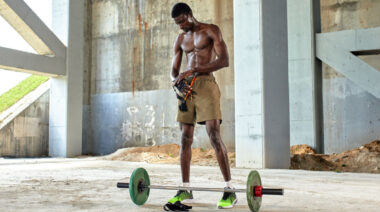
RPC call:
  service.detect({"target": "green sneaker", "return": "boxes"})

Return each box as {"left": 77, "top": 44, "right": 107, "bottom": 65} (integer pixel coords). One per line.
{"left": 217, "top": 189, "right": 237, "bottom": 209}
{"left": 168, "top": 190, "right": 193, "bottom": 204}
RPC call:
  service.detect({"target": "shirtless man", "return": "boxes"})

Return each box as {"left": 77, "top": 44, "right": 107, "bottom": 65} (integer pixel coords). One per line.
{"left": 168, "top": 2, "right": 236, "bottom": 209}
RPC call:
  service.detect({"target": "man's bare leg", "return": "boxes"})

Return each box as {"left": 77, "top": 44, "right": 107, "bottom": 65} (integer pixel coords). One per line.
{"left": 205, "top": 120, "right": 237, "bottom": 208}
{"left": 180, "top": 122, "right": 195, "bottom": 183}
{"left": 166, "top": 123, "right": 194, "bottom": 206}
{"left": 205, "top": 120, "right": 231, "bottom": 182}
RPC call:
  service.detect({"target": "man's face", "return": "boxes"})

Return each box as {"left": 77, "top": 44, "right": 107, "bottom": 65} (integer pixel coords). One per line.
{"left": 174, "top": 14, "right": 193, "bottom": 32}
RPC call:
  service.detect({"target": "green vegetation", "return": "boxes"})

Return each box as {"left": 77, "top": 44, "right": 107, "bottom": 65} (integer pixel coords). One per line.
{"left": 0, "top": 75, "right": 49, "bottom": 113}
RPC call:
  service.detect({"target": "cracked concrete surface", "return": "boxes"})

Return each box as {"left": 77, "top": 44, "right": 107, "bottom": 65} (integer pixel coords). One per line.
{"left": 0, "top": 157, "right": 379, "bottom": 211}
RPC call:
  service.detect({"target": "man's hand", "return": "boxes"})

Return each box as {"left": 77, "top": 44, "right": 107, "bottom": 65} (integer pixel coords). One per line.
{"left": 172, "top": 69, "right": 194, "bottom": 86}
{"left": 173, "top": 80, "right": 190, "bottom": 99}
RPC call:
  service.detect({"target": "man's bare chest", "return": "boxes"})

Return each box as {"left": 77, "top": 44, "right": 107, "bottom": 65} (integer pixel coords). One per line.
{"left": 181, "top": 31, "right": 212, "bottom": 53}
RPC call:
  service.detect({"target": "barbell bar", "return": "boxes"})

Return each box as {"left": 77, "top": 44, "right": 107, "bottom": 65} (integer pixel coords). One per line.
{"left": 117, "top": 182, "right": 283, "bottom": 195}
{"left": 116, "top": 167, "right": 284, "bottom": 212}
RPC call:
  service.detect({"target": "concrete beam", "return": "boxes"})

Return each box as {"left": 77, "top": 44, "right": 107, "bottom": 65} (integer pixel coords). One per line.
{"left": 316, "top": 28, "right": 380, "bottom": 98}
{"left": 0, "top": 46, "right": 65, "bottom": 76}
{"left": 317, "top": 27, "right": 380, "bottom": 52}
{"left": 234, "top": 0, "right": 289, "bottom": 168}
{"left": 0, "top": 0, "right": 66, "bottom": 57}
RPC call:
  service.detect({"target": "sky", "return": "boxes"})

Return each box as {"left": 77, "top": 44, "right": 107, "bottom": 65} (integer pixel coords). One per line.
{"left": 0, "top": 0, "right": 52, "bottom": 95}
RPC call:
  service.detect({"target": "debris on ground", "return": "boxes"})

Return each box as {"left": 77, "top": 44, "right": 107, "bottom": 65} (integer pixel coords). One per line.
{"left": 290, "top": 140, "right": 380, "bottom": 173}
{"left": 104, "top": 140, "right": 380, "bottom": 173}
{"left": 290, "top": 144, "right": 316, "bottom": 155}
{"left": 103, "top": 144, "right": 236, "bottom": 167}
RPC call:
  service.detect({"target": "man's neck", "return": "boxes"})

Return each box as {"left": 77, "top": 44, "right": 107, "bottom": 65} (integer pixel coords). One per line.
{"left": 189, "top": 18, "right": 200, "bottom": 32}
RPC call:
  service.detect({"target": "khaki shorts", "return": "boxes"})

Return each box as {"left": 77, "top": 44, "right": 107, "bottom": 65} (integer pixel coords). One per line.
{"left": 176, "top": 75, "right": 222, "bottom": 125}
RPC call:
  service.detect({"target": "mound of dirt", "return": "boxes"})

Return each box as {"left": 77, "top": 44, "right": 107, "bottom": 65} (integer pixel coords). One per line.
{"left": 290, "top": 144, "right": 317, "bottom": 155}
{"left": 103, "top": 143, "right": 236, "bottom": 167}
{"left": 291, "top": 154, "right": 334, "bottom": 171}
{"left": 104, "top": 140, "right": 380, "bottom": 173}
{"left": 290, "top": 140, "right": 380, "bottom": 173}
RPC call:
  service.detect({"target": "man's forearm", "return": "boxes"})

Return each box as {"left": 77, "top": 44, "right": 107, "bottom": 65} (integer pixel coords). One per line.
{"left": 171, "top": 69, "right": 179, "bottom": 81}
{"left": 193, "top": 58, "right": 228, "bottom": 74}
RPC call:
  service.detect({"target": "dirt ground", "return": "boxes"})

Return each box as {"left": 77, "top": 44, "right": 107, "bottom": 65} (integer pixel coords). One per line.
{"left": 1, "top": 158, "right": 380, "bottom": 212}
{"left": 103, "top": 144, "right": 236, "bottom": 167}
{"left": 290, "top": 140, "right": 380, "bottom": 173}
{"left": 103, "top": 140, "right": 380, "bottom": 174}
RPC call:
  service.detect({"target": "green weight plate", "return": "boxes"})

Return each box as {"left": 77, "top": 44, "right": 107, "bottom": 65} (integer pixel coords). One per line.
{"left": 246, "top": 170, "right": 262, "bottom": 212}
{"left": 129, "top": 168, "right": 150, "bottom": 205}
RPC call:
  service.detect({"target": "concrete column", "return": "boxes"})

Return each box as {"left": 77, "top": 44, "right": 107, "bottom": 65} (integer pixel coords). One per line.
{"left": 234, "top": 0, "right": 289, "bottom": 168}
{"left": 287, "top": 0, "right": 323, "bottom": 152}
{"left": 50, "top": 0, "right": 84, "bottom": 157}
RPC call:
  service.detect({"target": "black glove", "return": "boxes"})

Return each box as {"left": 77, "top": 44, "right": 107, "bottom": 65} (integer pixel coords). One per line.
{"left": 173, "top": 80, "right": 189, "bottom": 99}
{"left": 173, "top": 80, "right": 189, "bottom": 112}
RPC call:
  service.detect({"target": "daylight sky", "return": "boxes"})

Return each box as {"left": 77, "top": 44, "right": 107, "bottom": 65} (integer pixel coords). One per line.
{"left": 0, "top": 0, "right": 52, "bottom": 95}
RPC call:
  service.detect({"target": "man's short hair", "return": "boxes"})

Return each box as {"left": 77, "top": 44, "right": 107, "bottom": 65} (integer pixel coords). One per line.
{"left": 171, "top": 2, "right": 192, "bottom": 18}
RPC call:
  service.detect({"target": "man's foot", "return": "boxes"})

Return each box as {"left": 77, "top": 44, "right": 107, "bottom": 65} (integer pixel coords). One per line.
{"left": 164, "top": 201, "right": 192, "bottom": 211}
{"left": 217, "top": 189, "right": 237, "bottom": 209}
{"left": 168, "top": 190, "right": 193, "bottom": 204}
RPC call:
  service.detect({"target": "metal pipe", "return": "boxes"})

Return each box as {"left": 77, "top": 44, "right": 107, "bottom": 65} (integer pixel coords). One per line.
{"left": 262, "top": 188, "right": 284, "bottom": 195}
{"left": 149, "top": 185, "right": 246, "bottom": 193}
{"left": 117, "top": 182, "right": 283, "bottom": 195}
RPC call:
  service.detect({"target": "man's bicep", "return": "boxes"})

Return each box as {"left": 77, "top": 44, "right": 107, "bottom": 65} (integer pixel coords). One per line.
{"left": 171, "top": 38, "right": 183, "bottom": 78}
{"left": 210, "top": 26, "right": 228, "bottom": 58}
{"left": 213, "top": 39, "right": 228, "bottom": 58}
{"left": 172, "top": 45, "right": 183, "bottom": 70}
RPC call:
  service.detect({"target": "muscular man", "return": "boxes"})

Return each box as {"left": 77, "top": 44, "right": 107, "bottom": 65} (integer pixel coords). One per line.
{"left": 168, "top": 2, "right": 236, "bottom": 209}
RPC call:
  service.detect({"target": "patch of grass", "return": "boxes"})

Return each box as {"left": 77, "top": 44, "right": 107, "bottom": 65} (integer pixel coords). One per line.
{"left": 0, "top": 75, "right": 49, "bottom": 113}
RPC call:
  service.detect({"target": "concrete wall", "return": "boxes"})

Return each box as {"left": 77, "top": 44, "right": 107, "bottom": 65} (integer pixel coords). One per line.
{"left": 2, "top": 0, "right": 379, "bottom": 157}
{"left": 321, "top": 0, "right": 380, "bottom": 153}
{"left": 84, "top": 0, "right": 234, "bottom": 155}
{"left": 86, "top": 0, "right": 380, "bottom": 156}
{"left": 0, "top": 91, "right": 49, "bottom": 157}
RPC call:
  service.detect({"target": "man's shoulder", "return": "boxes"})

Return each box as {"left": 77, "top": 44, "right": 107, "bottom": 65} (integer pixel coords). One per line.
{"left": 199, "top": 22, "right": 219, "bottom": 29}
{"left": 175, "top": 32, "right": 186, "bottom": 42}
{"left": 200, "top": 23, "right": 221, "bottom": 33}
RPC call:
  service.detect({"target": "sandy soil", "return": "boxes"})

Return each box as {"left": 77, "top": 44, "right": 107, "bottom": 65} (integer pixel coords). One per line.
{"left": 103, "top": 144, "right": 236, "bottom": 167}
{"left": 104, "top": 140, "right": 380, "bottom": 174}
{"left": 290, "top": 140, "right": 380, "bottom": 173}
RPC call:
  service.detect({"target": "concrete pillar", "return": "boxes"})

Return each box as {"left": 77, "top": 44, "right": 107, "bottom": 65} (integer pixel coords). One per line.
{"left": 234, "top": 0, "right": 289, "bottom": 168}
{"left": 50, "top": 0, "right": 84, "bottom": 157}
{"left": 287, "top": 0, "right": 323, "bottom": 152}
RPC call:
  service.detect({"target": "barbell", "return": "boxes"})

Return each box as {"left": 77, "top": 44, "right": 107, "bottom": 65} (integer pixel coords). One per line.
{"left": 117, "top": 167, "right": 283, "bottom": 212}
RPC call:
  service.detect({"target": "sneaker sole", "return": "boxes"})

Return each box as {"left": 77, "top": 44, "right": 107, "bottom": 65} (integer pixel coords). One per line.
{"left": 217, "top": 198, "right": 238, "bottom": 209}
{"left": 181, "top": 198, "right": 194, "bottom": 204}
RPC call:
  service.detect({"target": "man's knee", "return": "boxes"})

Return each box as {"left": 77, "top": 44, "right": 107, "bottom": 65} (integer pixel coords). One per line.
{"left": 208, "top": 129, "right": 224, "bottom": 150}
{"left": 181, "top": 133, "right": 193, "bottom": 148}
{"left": 207, "top": 127, "right": 220, "bottom": 141}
